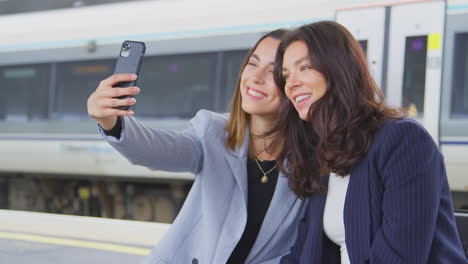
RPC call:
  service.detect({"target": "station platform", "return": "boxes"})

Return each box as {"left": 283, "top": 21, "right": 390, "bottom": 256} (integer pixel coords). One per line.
{"left": 0, "top": 210, "right": 170, "bottom": 264}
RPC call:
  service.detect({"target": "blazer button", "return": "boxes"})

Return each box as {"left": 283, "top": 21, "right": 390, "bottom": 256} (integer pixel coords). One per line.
{"left": 192, "top": 258, "right": 198, "bottom": 264}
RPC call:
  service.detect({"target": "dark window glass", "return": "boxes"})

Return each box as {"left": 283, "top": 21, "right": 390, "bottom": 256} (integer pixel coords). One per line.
{"left": 0, "top": 64, "right": 50, "bottom": 121}
{"left": 358, "top": 40, "right": 368, "bottom": 57}
{"left": 55, "top": 60, "right": 114, "bottom": 118}
{"left": 451, "top": 33, "right": 468, "bottom": 117}
{"left": 220, "top": 50, "right": 249, "bottom": 111}
{"left": 136, "top": 53, "right": 217, "bottom": 118}
{"left": 402, "top": 35, "right": 427, "bottom": 116}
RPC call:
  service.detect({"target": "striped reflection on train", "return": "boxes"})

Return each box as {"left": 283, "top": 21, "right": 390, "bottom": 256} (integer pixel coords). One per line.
{"left": 0, "top": 0, "right": 467, "bottom": 223}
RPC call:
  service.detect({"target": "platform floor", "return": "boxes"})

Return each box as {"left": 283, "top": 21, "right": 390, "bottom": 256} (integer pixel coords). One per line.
{"left": 0, "top": 231, "right": 150, "bottom": 264}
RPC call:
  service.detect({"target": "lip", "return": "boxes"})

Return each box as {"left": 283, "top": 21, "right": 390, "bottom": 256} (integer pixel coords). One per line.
{"left": 246, "top": 87, "right": 268, "bottom": 100}
{"left": 292, "top": 93, "right": 312, "bottom": 107}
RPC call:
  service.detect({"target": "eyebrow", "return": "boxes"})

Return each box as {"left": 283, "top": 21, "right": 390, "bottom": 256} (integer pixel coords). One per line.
{"left": 251, "top": 54, "right": 260, "bottom": 61}
{"left": 282, "top": 56, "right": 310, "bottom": 71}
{"left": 250, "top": 54, "right": 275, "bottom": 65}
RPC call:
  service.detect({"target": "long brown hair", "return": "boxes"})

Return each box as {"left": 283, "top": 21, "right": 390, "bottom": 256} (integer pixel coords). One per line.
{"left": 225, "top": 29, "right": 288, "bottom": 151}
{"left": 271, "top": 21, "right": 403, "bottom": 198}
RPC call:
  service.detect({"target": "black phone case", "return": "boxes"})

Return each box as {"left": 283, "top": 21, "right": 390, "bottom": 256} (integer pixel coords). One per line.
{"left": 113, "top": 40, "right": 146, "bottom": 110}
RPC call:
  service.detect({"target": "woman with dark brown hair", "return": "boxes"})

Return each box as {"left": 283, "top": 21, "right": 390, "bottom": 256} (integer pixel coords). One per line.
{"left": 271, "top": 21, "right": 467, "bottom": 263}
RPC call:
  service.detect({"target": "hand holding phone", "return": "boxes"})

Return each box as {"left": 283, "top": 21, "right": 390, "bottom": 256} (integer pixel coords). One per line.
{"left": 112, "top": 40, "right": 146, "bottom": 110}
{"left": 88, "top": 73, "right": 140, "bottom": 130}
{"left": 87, "top": 40, "right": 145, "bottom": 130}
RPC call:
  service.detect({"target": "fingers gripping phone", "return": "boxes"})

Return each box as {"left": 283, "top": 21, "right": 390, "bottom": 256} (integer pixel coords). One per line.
{"left": 113, "top": 40, "right": 146, "bottom": 110}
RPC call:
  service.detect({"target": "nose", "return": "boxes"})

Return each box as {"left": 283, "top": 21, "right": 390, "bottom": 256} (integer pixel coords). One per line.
{"left": 251, "top": 68, "right": 267, "bottom": 85}
{"left": 285, "top": 74, "right": 301, "bottom": 91}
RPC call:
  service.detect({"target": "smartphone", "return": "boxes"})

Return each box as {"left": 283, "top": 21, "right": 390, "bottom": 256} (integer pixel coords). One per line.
{"left": 112, "top": 40, "right": 146, "bottom": 110}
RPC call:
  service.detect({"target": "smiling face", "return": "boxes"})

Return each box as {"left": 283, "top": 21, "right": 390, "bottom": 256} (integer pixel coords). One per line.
{"left": 240, "top": 37, "right": 282, "bottom": 119}
{"left": 282, "top": 40, "right": 327, "bottom": 121}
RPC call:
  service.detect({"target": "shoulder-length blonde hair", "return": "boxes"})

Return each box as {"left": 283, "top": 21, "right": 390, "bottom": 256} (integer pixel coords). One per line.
{"left": 225, "top": 29, "right": 288, "bottom": 151}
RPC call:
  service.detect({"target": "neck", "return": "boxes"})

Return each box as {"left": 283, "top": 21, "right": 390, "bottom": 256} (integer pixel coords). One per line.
{"left": 248, "top": 114, "right": 279, "bottom": 161}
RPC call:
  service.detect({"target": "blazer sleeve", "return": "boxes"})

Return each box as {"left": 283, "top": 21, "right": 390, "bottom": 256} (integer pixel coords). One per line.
{"left": 370, "top": 120, "right": 444, "bottom": 263}
{"left": 280, "top": 205, "right": 310, "bottom": 264}
{"left": 256, "top": 255, "right": 284, "bottom": 264}
{"left": 99, "top": 112, "right": 208, "bottom": 174}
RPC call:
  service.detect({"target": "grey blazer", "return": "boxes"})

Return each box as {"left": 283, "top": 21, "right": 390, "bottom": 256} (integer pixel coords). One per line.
{"left": 100, "top": 110, "right": 307, "bottom": 264}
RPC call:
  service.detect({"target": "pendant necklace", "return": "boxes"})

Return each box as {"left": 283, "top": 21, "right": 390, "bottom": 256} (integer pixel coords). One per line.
{"left": 255, "top": 158, "right": 277, "bottom": 184}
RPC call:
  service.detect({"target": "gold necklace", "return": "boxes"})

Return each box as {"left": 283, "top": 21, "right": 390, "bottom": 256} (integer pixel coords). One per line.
{"left": 255, "top": 158, "right": 278, "bottom": 184}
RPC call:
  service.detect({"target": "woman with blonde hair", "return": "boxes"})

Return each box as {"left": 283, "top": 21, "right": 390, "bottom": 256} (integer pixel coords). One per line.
{"left": 87, "top": 29, "right": 307, "bottom": 264}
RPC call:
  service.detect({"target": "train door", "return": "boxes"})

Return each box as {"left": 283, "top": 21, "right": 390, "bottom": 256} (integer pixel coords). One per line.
{"left": 386, "top": 1, "right": 446, "bottom": 144}
{"left": 336, "top": 7, "right": 388, "bottom": 91}
{"left": 440, "top": 2, "right": 468, "bottom": 200}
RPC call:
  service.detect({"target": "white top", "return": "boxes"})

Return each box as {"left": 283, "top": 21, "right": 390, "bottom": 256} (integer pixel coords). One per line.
{"left": 323, "top": 172, "right": 351, "bottom": 264}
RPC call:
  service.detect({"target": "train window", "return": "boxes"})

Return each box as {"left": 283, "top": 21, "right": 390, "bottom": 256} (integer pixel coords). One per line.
{"left": 0, "top": 64, "right": 50, "bottom": 121}
{"left": 221, "top": 50, "right": 249, "bottom": 110}
{"left": 358, "top": 40, "right": 368, "bottom": 57}
{"left": 402, "top": 35, "right": 427, "bottom": 116}
{"left": 135, "top": 53, "right": 217, "bottom": 118}
{"left": 55, "top": 60, "right": 114, "bottom": 118}
{"left": 451, "top": 33, "right": 468, "bottom": 117}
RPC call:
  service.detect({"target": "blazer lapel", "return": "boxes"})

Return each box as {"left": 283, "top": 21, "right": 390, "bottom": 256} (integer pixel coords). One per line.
{"left": 213, "top": 136, "right": 249, "bottom": 264}
{"left": 224, "top": 129, "right": 249, "bottom": 209}
{"left": 344, "top": 164, "right": 371, "bottom": 263}
{"left": 245, "top": 171, "right": 298, "bottom": 261}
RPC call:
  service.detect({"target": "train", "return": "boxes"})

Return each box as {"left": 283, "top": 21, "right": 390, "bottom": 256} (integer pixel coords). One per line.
{"left": 0, "top": 0, "right": 467, "bottom": 223}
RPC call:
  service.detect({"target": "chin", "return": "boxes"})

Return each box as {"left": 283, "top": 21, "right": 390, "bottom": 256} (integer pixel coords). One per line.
{"left": 241, "top": 104, "right": 257, "bottom": 115}
{"left": 243, "top": 107, "right": 275, "bottom": 117}
{"left": 299, "top": 111, "right": 308, "bottom": 121}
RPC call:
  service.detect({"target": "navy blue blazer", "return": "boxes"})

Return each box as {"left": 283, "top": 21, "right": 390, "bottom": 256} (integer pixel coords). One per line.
{"left": 281, "top": 119, "right": 467, "bottom": 263}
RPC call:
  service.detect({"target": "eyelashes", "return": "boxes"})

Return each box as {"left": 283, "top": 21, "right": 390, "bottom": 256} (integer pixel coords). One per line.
{"left": 282, "top": 64, "right": 313, "bottom": 79}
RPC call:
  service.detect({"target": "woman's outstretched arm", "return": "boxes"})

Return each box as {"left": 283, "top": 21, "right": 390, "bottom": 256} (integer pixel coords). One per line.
{"left": 88, "top": 74, "right": 204, "bottom": 174}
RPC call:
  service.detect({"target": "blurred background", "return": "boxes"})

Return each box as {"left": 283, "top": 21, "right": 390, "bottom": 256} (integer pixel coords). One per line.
{"left": 0, "top": 0, "right": 136, "bottom": 14}
{"left": 0, "top": 0, "right": 467, "bottom": 225}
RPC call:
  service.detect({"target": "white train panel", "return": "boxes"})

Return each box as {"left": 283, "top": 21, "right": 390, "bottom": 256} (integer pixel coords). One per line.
{"left": 442, "top": 144, "right": 468, "bottom": 191}
{"left": 0, "top": 139, "right": 192, "bottom": 180}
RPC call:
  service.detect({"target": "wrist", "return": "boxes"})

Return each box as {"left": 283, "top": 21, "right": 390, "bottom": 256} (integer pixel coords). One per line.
{"left": 98, "top": 116, "right": 118, "bottom": 131}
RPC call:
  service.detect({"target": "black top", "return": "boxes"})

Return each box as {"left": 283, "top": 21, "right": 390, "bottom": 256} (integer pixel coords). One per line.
{"left": 102, "top": 118, "right": 279, "bottom": 264}
{"left": 227, "top": 158, "right": 279, "bottom": 264}
{"left": 101, "top": 116, "right": 122, "bottom": 138}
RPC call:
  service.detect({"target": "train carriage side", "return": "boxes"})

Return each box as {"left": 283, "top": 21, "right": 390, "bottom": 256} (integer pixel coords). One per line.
{"left": 441, "top": 0, "right": 468, "bottom": 208}
{"left": 0, "top": 36, "right": 257, "bottom": 222}
{"left": 337, "top": 0, "right": 468, "bottom": 209}
{"left": 0, "top": 1, "right": 336, "bottom": 221}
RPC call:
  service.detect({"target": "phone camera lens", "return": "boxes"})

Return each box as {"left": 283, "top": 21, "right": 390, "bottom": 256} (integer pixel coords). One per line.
{"left": 121, "top": 43, "right": 131, "bottom": 57}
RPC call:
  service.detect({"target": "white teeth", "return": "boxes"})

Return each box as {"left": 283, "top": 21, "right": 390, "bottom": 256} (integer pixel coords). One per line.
{"left": 295, "top": 94, "right": 312, "bottom": 103}
{"left": 248, "top": 89, "right": 266, "bottom": 98}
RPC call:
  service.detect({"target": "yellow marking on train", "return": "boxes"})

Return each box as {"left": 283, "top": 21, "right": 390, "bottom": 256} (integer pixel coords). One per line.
{"left": 0, "top": 231, "right": 151, "bottom": 256}
{"left": 428, "top": 33, "right": 441, "bottom": 50}
{"left": 79, "top": 187, "right": 91, "bottom": 200}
